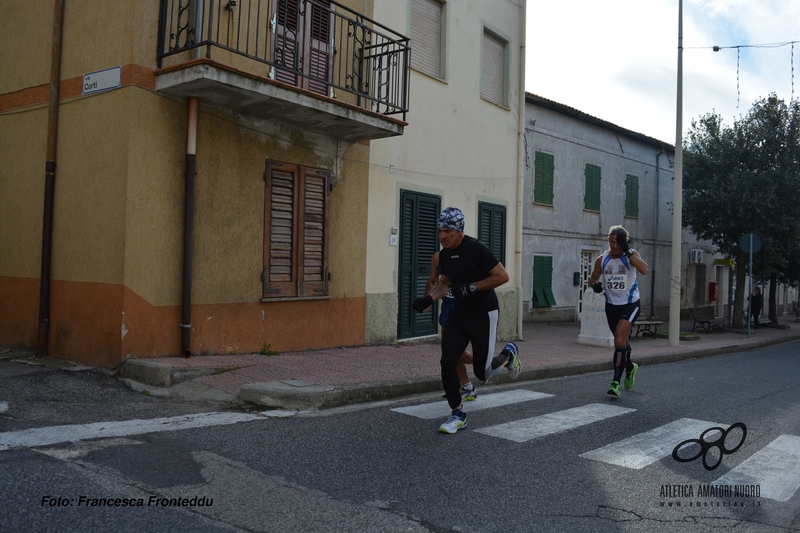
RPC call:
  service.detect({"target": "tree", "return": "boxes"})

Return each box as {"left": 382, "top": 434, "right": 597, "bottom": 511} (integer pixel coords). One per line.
{"left": 683, "top": 95, "right": 800, "bottom": 328}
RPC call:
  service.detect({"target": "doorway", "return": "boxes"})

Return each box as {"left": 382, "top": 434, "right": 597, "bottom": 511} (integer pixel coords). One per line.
{"left": 397, "top": 190, "right": 440, "bottom": 339}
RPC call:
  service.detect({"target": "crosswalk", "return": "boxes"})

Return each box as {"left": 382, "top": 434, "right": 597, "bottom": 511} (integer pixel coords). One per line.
{"left": 391, "top": 388, "right": 800, "bottom": 502}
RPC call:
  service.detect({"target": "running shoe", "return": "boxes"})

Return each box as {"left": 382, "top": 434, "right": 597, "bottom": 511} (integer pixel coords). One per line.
{"left": 607, "top": 381, "right": 620, "bottom": 396}
{"left": 503, "top": 342, "right": 521, "bottom": 379}
{"left": 461, "top": 384, "right": 478, "bottom": 401}
{"left": 439, "top": 409, "right": 467, "bottom": 434}
{"left": 624, "top": 363, "right": 638, "bottom": 389}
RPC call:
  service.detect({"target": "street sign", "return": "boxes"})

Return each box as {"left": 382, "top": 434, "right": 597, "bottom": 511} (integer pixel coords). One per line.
{"left": 82, "top": 66, "right": 121, "bottom": 95}
{"left": 740, "top": 233, "right": 761, "bottom": 253}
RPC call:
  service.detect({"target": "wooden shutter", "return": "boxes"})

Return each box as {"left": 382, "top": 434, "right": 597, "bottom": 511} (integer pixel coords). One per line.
{"left": 584, "top": 163, "right": 601, "bottom": 211}
{"left": 625, "top": 173, "right": 639, "bottom": 218}
{"left": 306, "top": 0, "right": 332, "bottom": 95}
{"left": 481, "top": 29, "right": 505, "bottom": 106}
{"left": 410, "top": 0, "right": 443, "bottom": 78}
{"left": 299, "top": 167, "right": 329, "bottom": 296}
{"left": 273, "top": 0, "right": 300, "bottom": 86}
{"left": 264, "top": 161, "right": 298, "bottom": 297}
{"left": 533, "top": 255, "right": 555, "bottom": 308}
{"left": 534, "top": 151, "right": 554, "bottom": 205}
{"left": 478, "top": 202, "right": 506, "bottom": 266}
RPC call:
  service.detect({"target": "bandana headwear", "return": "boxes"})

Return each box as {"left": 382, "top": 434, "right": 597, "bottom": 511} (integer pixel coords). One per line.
{"left": 437, "top": 207, "right": 465, "bottom": 232}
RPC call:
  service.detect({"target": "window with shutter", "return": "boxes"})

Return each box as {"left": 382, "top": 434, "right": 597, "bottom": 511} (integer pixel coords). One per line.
{"left": 263, "top": 160, "right": 330, "bottom": 299}
{"left": 534, "top": 151, "right": 554, "bottom": 205}
{"left": 532, "top": 255, "right": 556, "bottom": 308}
{"left": 410, "top": 0, "right": 444, "bottom": 79}
{"left": 271, "top": 0, "right": 333, "bottom": 95}
{"left": 477, "top": 202, "right": 506, "bottom": 266}
{"left": 584, "top": 163, "right": 601, "bottom": 212}
{"left": 481, "top": 28, "right": 506, "bottom": 106}
{"left": 625, "top": 173, "right": 639, "bottom": 218}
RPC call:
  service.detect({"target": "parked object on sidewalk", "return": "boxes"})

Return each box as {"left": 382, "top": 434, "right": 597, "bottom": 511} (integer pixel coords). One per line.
{"left": 689, "top": 307, "right": 725, "bottom": 333}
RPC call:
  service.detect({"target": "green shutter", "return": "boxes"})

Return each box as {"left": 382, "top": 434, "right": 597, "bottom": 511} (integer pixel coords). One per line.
{"left": 532, "top": 255, "right": 555, "bottom": 308}
{"left": 478, "top": 202, "right": 506, "bottom": 266}
{"left": 625, "top": 173, "right": 639, "bottom": 218}
{"left": 534, "top": 152, "right": 554, "bottom": 205}
{"left": 584, "top": 164, "right": 601, "bottom": 211}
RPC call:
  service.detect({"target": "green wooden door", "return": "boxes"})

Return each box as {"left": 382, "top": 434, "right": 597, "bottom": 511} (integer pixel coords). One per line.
{"left": 397, "top": 191, "right": 440, "bottom": 339}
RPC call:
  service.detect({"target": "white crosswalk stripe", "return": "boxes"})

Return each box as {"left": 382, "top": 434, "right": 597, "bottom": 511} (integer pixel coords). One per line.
{"left": 475, "top": 403, "right": 635, "bottom": 443}
{"left": 713, "top": 435, "right": 800, "bottom": 502}
{"left": 390, "top": 389, "right": 553, "bottom": 420}
{"left": 580, "top": 418, "right": 724, "bottom": 469}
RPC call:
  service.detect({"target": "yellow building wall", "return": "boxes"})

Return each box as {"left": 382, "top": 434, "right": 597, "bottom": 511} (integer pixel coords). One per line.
{"left": 0, "top": 0, "right": 372, "bottom": 366}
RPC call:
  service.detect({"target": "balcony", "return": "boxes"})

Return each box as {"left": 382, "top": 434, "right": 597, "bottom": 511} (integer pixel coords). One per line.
{"left": 156, "top": 0, "right": 409, "bottom": 141}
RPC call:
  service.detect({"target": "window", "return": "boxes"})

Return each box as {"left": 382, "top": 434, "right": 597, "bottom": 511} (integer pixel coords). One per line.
{"left": 625, "top": 173, "right": 639, "bottom": 218}
{"left": 263, "top": 160, "right": 330, "bottom": 299}
{"left": 271, "top": 0, "right": 333, "bottom": 95}
{"left": 477, "top": 202, "right": 506, "bottom": 266}
{"left": 481, "top": 28, "right": 507, "bottom": 106}
{"left": 584, "top": 163, "right": 601, "bottom": 211}
{"left": 532, "top": 255, "right": 556, "bottom": 308}
{"left": 410, "top": 0, "right": 444, "bottom": 79}
{"left": 534, "top": 151, "right": 554, "bottom": 205}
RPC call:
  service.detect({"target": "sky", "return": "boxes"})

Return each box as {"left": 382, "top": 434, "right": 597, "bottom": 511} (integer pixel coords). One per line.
{"left": 525, "top": 0, "right": 800, "bottom": 144}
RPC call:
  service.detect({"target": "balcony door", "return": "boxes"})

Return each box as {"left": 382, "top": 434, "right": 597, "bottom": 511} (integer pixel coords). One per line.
{"left": 272, "top": 0, "right": 333, "bottom": 96}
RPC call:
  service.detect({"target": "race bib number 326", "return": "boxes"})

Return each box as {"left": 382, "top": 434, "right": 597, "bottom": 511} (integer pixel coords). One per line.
{"left": 606, "top": 275, "right": 627, "bottom": 291}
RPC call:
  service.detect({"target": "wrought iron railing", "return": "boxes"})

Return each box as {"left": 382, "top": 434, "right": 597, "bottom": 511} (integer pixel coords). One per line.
{"left": 157, "top": 0, "right": 410, "bottom": 118}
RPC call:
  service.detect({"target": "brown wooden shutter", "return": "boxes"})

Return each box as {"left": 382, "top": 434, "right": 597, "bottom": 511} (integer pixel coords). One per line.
{"left": 299, "top": 167, "right": 329, "bottom": 296}
{"left": 305, "top": 0, "right": 332, "bottom": 95}
{"left": 273, "top": 0, "right": 300, "bottom": 86}
{"left": 264, "top": 161, "right": 298, "bottom": 297}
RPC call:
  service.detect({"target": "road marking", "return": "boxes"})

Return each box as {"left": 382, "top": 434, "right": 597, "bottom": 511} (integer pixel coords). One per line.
{"left": 0, "top": 401, "right": 8, "bottom": 413}
{"left": 0, "top": 411, "right": 283, "bottom": 451}
{"left": 713, "top": 435, "right": 800, "bottom": 502}
{"left": 34, "top": 437, "right": 144, "bottom": 460}
{"left": 476, "top": 403, "right": 635, "bottom": 443}
{"left": 580, "top": 418, "right": 723, "bottom": 469}
{"left": 390, "top": 389, "right": 553, "bottom": 420}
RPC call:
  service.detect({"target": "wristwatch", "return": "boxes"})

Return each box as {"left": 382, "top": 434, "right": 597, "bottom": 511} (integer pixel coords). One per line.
{"left": 469, "top": 283, "right": 477, "bottom": 293}
{"left": 625, "top": 248, "right": 635, "bottom": 258}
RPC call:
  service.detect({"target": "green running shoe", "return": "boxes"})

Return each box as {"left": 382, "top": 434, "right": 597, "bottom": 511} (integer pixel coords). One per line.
{"left": 624, "top": 363, "right": 638, "bottom": 389}
{"left": 607, "top": 381, "right": 620, "bottom": 396}
{"left": 461, "top": 384, "right": 478, "bottom": 401}
{"left": 439, "top": 409, "right": 467, "bottom": 434}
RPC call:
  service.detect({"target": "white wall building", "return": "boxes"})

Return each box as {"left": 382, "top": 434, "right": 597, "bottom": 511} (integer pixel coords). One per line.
{"left": 366, "top": 0, "right": 527, "bottom": 344}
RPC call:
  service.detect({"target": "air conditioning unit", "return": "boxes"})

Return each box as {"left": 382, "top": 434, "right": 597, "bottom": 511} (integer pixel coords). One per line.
{"left": 689, "top": 249, "right": 704, "bottom": 264}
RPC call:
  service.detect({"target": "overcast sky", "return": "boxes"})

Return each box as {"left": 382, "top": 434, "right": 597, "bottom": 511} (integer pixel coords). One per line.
{"left": 525, "top": 0, "right": 800, "bottom": 144}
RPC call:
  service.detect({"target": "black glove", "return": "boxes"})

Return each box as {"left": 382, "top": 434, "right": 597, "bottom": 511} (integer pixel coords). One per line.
{"left": 618, "top": 236, "right": 632, "bottom": 256}
{"left": 412, "top": 295, "right": 434, "bottom": 313}
{"left": 451, "top": 283, "right": 476, "bottom": 302}
{"left": 592, "top": 282, "right": 603, "bottom": 294}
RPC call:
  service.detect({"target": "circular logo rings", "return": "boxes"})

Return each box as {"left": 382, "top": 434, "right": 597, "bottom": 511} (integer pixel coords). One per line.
{"left": 671, "top": 422, "right": 747, "bottom": 471}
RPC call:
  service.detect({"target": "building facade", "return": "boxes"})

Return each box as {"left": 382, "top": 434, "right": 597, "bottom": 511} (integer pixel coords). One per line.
{"left": 0, "top": 0, "right": 525, "bottom": 366}
{"left": 522, "top": 93, "right": 734, "bottom": 323}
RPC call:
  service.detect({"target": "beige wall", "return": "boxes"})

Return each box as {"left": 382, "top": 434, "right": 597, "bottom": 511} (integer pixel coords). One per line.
{"left": 366, "top": 0, "right": 524, "bottom": 342}
{"left": 0, "top": 0, "right": 373, "bottom": 364}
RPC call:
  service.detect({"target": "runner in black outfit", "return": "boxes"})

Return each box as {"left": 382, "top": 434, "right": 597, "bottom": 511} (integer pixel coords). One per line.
{"left": 412, "top": 207, "right": 521, "bottom": 433}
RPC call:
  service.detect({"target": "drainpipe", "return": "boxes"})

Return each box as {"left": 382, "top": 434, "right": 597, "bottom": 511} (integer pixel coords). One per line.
{"left": 515, "top": 0, "right": 526, "bottom": 340}
{"left": 37, "top": 0, "right": 66, "bottom": 357}
{"left": 649, "top": 148, "right": 662, "bottom": 319}
{"left": 181, "top": 97, "right": 198, "bottom": 357}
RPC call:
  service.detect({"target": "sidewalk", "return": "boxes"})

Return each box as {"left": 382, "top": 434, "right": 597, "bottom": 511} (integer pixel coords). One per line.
{"left": 115, "top": 314, "right": 800, "bottom": 410}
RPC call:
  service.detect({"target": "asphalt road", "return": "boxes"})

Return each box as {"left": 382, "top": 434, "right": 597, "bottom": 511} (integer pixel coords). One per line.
{"left": 1, "top": 341, "right": 799, "bottom": 532}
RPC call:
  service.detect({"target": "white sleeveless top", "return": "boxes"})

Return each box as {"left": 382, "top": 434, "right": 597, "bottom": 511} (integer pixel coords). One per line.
{"left": 600, "top": 250, "right": 640, "bottom": 305}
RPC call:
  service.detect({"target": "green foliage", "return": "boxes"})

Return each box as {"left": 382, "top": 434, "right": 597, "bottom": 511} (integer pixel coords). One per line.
{"left": 683, "top": 94, "right": 800, "bottom": 326}
{"left": 258, "top": 344, "right": 279, "bottom": 356}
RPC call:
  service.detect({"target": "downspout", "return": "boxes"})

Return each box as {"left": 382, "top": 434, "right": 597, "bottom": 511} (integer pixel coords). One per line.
{"left": 515, "top": 0, "right": 526, "bottom": 340}
{"left": 181, "top": 97, "right": 198, "bottom": 357}
{"left": 649, "top": 148, "right": 662, "bottom": 319}
{"left": 37, "top": 0, "right": 66, "bottom": 357}
{"left": 180, "top": 3, "right": 204, "bottom": 357}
